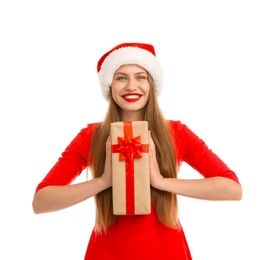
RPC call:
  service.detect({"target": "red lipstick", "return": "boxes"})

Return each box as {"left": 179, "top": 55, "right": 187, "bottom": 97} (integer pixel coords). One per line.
{"left": 122, "top": 94, "right": 142, "bottom": 102}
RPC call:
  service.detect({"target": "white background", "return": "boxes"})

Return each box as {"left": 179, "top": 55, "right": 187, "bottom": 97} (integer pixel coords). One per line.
{"left": 1, "top": 0, "right": 270, "bottom": 259}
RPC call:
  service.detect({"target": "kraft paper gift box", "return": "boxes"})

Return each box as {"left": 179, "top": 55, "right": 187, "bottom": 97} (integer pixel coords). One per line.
{"left": 111, "top": 121, "right": 151, "bottom": 215}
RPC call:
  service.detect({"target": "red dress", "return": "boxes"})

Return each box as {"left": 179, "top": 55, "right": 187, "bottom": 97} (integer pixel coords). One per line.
{"left": 35, "top": 120, "right": 239, "bottom": 259}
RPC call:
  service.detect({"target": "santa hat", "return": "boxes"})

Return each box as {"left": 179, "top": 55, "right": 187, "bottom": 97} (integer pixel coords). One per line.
{"left": 97, "top": 43, "right": 163, "bottom": 101}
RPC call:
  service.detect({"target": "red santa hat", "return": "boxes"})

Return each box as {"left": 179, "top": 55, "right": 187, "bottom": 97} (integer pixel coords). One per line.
{"left": 97, "top": 43, "right": 163, "bottom": 100}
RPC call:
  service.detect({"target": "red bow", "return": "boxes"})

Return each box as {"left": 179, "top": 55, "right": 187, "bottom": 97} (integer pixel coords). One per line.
{"left": 116, "top": 136, "right": 144, "bottom": 162}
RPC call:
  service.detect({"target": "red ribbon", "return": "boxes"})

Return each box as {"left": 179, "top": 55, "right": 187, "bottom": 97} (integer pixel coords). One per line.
{"left": 112, "top": 121, "right": 149, "bottom": 215}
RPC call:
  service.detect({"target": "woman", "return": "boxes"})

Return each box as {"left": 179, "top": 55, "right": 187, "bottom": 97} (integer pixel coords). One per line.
{"left": 32, "top": 43, "right": 242, "bottom": 259}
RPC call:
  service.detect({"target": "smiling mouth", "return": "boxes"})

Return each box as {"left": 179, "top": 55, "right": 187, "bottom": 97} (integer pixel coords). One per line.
{"left": 122, "top": 94, "right": 142, "bottom": 102}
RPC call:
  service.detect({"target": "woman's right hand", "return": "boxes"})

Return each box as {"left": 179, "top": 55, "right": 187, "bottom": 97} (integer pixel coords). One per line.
{"left": 100, "top": 134, "right": 112, "bottom": 188}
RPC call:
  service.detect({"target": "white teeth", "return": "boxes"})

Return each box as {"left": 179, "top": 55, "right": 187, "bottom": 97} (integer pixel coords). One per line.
{"left": 125, "top": 95, "right": 140, "bottom": 99}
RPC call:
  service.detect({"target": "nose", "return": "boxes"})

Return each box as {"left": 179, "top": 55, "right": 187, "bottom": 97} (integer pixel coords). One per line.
{"left": 125, "top": 79, "right": 137, "bottom": 91}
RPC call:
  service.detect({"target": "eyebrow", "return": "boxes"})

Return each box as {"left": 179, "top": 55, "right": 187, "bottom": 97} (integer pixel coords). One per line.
{"left": 114, "top": 71, "right": 147, "bottom": 76}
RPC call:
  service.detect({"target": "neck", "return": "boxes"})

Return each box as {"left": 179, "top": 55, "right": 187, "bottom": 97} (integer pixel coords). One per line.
{"left": 121, "top": 110, "right": 143, "bottom": 122}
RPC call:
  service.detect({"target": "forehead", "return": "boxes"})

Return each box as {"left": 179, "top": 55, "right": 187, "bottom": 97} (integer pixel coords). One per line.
{"left": 115, "top": 64, "right": 147, "bottom": 74}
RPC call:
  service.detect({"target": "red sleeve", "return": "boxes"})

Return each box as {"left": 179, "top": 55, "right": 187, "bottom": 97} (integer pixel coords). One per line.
{"left": 169, "top": 120, "right": 240, "bottom": 183}
{"left": 35, "top": 123, "right": 99, "bottom": 193}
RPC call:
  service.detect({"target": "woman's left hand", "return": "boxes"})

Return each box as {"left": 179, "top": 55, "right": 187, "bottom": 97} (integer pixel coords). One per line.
{"left": 148, "top": 131, "right": 164, "bottom": 190}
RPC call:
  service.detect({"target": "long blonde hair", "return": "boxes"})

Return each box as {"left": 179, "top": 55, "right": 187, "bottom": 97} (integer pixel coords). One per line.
{"left": 89, "top": 74, "right": 179, "bottom": 233}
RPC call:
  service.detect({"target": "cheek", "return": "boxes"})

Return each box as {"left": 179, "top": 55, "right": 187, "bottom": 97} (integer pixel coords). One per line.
{"left": 143, "top": 85, "right": 151, "bottom": 97}
{"left": 110, "top": 84, "right": 117, "bottom": 96}
{"left": 111, "top": 85, "right": 121, "bottom": 103}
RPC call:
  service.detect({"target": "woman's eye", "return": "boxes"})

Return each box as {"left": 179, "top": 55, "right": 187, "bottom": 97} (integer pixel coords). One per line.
{"left": 116, "top": 76, "right": 126, "bottom": 80}
{"left": 137, "top": 76, "right": 146, "bottom": 80}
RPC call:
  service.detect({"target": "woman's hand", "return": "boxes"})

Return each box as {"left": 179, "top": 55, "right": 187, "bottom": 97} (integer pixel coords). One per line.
{"left": 148, "top": 131, "right": 164, "bottom": 189}
{"left": 100, "top": 134, "right": 113, "bottom": 188}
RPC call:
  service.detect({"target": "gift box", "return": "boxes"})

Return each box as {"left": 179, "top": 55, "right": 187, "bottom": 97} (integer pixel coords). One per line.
{"left": 111, "top": 121, "right": 150, "bottom": 215}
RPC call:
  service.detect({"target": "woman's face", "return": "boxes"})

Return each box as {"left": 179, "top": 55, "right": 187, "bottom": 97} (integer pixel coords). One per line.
{"left": 111, "top": 64, "right": 150, "bottom": 121}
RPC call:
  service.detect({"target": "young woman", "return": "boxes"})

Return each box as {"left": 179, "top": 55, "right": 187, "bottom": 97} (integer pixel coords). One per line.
{"left": 32, "top": 43, "right": 242, "bottom": 259}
